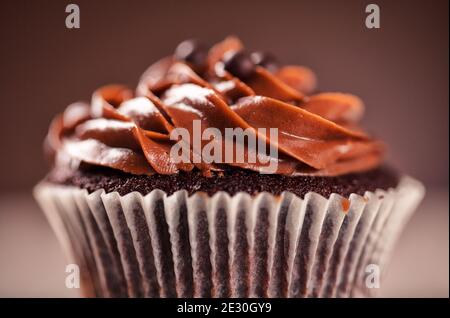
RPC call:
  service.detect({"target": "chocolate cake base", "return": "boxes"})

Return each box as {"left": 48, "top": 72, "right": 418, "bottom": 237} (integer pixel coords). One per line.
{"left": 46, "top": 165, "right": 399, "bottom": 198}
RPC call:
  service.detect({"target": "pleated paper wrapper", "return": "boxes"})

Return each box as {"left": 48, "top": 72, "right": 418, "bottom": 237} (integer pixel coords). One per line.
{"left": 33, "top": 176, "right": 424, "bottom": 298}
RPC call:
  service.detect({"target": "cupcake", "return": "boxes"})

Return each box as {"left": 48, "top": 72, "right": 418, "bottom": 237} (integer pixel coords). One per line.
{"left": 34, "top": 36, "right": 424, "bottom": 298}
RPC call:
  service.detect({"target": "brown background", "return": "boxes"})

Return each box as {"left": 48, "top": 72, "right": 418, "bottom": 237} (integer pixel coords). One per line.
{"left": 0, "top": 0, "right": 448, "bottom": 192}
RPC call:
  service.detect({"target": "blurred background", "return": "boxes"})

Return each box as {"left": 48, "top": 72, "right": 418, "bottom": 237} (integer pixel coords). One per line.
{"left": 0, "top": 0, "right": 448, "bottom": 297}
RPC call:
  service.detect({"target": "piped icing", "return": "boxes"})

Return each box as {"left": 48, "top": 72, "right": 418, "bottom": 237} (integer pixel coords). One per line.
{"left": 45, "top": 36, "right": 384, "bottom": 176}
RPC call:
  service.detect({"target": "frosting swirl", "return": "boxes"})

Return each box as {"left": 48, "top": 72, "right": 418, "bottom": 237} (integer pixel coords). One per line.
{"left": 45, "top": 37, "right": 384, "bottom": 176}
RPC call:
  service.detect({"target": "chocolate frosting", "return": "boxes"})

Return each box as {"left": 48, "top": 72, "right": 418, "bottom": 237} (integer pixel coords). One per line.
{"left": 45, "top": 36, "right": 384, "bottom": 176}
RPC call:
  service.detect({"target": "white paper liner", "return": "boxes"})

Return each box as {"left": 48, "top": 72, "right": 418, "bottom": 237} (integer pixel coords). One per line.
{"left": 33, "top": 176, "right": 424, "bottom": 298}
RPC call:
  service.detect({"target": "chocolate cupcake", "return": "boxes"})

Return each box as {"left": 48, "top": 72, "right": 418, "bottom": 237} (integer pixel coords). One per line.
{"left": 34, "top": 37, "right": 424, "bottom": 298}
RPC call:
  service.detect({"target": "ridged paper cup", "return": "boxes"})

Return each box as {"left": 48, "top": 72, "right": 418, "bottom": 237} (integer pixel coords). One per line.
{"left": 33, "top": 176, "right": 424, "bottom": 298}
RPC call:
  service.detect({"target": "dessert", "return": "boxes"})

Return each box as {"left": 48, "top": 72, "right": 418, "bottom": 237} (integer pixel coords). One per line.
{"left": 34, "top": 36, "right": 424, "bottom": 298}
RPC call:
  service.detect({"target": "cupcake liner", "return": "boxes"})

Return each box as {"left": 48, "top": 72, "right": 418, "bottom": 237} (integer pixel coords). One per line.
{"left": 33, "top": 176, "right": 424, "bottom": 298}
